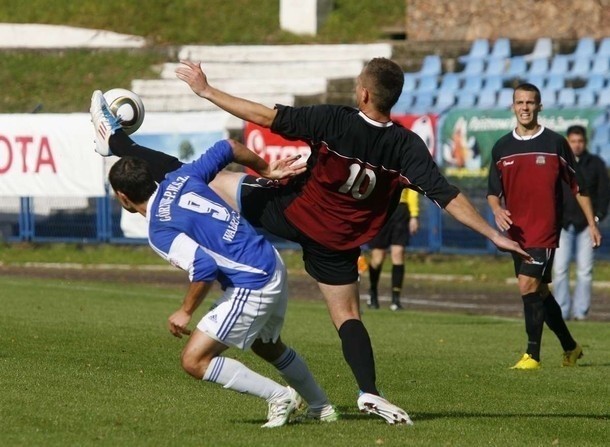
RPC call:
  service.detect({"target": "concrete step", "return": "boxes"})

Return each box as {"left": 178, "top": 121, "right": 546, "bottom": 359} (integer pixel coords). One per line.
{"left": 140, "top": 92, "right": 295, "bottom": 113}
{"left": 160, "top": 60, "right": 364, "bottom": 80}
{"left": 177, "top": 43, "right": 391, "bottom": 62}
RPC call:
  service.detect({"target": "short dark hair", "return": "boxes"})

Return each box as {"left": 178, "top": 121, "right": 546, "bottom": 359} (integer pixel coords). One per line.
{"left": 514, "top": 82, "right": 541, "bottom": 103}
{"left": 108, "top": 157, "right": 157, "bottom": 204}
{"left": 363, "top": 58, "right": 404, "bottom": 113}
{"left": 566, "top": 124, "right": 587, "bottom": 141}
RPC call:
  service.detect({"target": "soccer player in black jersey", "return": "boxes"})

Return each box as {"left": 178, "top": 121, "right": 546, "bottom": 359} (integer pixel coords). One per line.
{"left": 487, "top": 83, "right": 602, "bottom": 370}
{"left": 95, "top": 58, "right": 530, "bottom": 424}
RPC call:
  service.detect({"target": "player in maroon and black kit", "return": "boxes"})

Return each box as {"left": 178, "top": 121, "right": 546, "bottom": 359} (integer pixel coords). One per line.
{"left": 487, "top": 83, "right": 602, "bottom": 370}
{"left": 98, "top": 58, "right": 529, "bottom": 424}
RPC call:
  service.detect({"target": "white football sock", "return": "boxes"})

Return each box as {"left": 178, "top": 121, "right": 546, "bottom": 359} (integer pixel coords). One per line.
{"left": 272, "top": 347, "right": 329, "bottom": 408}
{"left": 203, "top": 356, "right": 287, "bottom": 402}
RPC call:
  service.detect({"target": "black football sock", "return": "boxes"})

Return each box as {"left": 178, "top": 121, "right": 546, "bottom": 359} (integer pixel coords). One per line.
{"left": 368, "top": 266, "right": 381, "bottom": 306}
{"left": 522, "top": 292, "right": 545, "bottom": 361}
{"left": 391, "top": 264, "right": 404, "bottom": 303}
{"left": 543, "top": 293, "right": 577, "bottom": 351}
{"left": 109, "top": 130, "right": 183, "bottom": 183}
{"left": 338, "top": 319, "right": 378, "bottom": 395}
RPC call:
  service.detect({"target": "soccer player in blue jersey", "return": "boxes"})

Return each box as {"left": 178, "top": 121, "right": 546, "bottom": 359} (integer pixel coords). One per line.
{"left": 96, "top": 92, "right": 338, "bottom": 427}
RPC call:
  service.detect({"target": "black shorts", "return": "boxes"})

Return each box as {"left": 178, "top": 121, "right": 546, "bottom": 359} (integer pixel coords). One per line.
{"left": 511, "top": 248, "right": 555, "bottom": 283}
{"left": 239, "top": 175, "right": 360, "bottom": 285}
{"left": 368, "top": 203, "right": 410, "bottom": 249}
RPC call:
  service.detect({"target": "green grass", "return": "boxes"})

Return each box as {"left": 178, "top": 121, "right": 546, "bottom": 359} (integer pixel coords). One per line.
{"left": 1, "top": 274, "right": 608, "bottom": 446}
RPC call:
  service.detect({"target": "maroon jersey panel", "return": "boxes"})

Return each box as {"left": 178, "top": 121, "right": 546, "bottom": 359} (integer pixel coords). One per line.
{"left": 487, "top": 127, "right": 578, "bottom": 248}
{"left": 271, "top": 104, "right": 459, "bottom": 250}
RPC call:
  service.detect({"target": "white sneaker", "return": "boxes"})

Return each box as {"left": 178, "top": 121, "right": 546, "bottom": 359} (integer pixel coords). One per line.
{"left": 89, "top": 90, "right": 122, "bottom": 156}
{"left": 261, "top": 387, "right": 302, "bottom": 428}
{"left": 357, "top": 393, "right": 413, "bottom": 425}
{"left": 296, "top": 403, "right": 340, "bottom": 423}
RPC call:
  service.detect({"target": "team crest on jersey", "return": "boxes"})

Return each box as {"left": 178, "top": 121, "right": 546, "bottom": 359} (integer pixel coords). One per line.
{"left": 536, "top": 156, "right": 546, "bottom": 165}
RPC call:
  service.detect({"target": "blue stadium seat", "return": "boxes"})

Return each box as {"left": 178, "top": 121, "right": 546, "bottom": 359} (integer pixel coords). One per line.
{"left": 435, "top": 90, "right": 456, "bottom": 111}
{"left": 557, "top": 89, "right": 576, "bottom": 108}
{"left": 549, "top": 55, "right": 570, "bottom": 76}
{"left": 463, "top": 75, "right": 484, "bottom": 93}
{"left": 570, "top": 56, "right": 591, "bottom": 78}
{"left": 459, "top": 59, "right": 485, "bottom": 77}
{"left": 503, "top": 56, "right": 527, "bottom": 81}
{"left": 566, "top": 37, "right": 596, "bottom": 61}
{"left": 526, "top": 74, "right": 546, "bottom": 89}
{"left": 412, "top": 92, "right": 435, "bottom": 112}
{"left": 417, "top": 74, "right": 438, "bottom": 93}
{"left": 455, "top": 92, "right": 476, "bottom": 108}
{"left": 458, "top": 39, "right": 490, "bottom": 63}
{"left": 489, "top": 38, "right": 511, "bottom": 60}
{"left": 545, "top": 74, "right": 565, "bottom": 91}
{"left": 403, "top": 73, "right": 418, "bottom": 92}
{"left": 485, "top": 58, "right": 507, "bottom": 76}
{"left": 576, "top": 90, "right": 596, "bottom": 107}
{"left": 582, "top": 73, "right": 606, "bottom": 91}
{"left": 596, "top": 88, "right": 610, "bottom": 107}
{"left": 497, "top": 88, "right": 514, "bottom": 108}
{"left": 528, "top": 58, "right": 550, "bottom": 76}
{"left": 438, "top": 73, "right": 460, "bottom": 92}
{"left": 597, "top": 37, "right": 610, "bottom": 58}
{"left": 590, "top": 56, "right": 610, "bottom": 76}
{"left": 483, "top": 74, "right": 503, "bottom": 92}
{"left": 392, "top": 93, "right": 413, "bottom": 113}
{"left": 541, "top": 89, "right": 557, "bottom": 107}
{"left": 477, "top": 89, "right": 497, "bottom": 109}
{"left": 419, "top": 55, "right": 442, "bottom": 77}
{"left": 524, "top": 37, "right": 553, "bottom": 62}
{"left": 591, "top": 123, "right": 610, "bottom": 147}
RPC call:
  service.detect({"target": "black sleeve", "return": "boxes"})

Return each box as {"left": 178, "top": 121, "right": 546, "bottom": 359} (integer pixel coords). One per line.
{"left": 595, "top": 157, "right": 610, "bottom": 221}
{"left": 270, "top": 104, "right": 344, "bottom": 144}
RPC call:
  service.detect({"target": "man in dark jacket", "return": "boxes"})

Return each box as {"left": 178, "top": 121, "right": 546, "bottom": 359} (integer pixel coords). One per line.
{"left": 553, "top": 125, "right": 610, "bottom": 320}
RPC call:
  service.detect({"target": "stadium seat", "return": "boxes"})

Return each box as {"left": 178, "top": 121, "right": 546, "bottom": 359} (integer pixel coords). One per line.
{"left": 455, "top": 92, "right": 476, "bottom": 108}
{"left": 597, "top": 37, "right": 610, "bottom": 58}
{"left": 570, "top": 56, "right": 591, "bottom": 79}
{"left": 576, "top": 90, "right": 596, "bottom": 107}
{"left": 483, "top": 74, "right": 503, "bottom": 92}
{"left": 418, "top": 55, "right": 442, "bottom": 77}
{"left": 581, "top": 73, "right": 606, "bottom": 91}
{"left": 458, "top": 39, "right": 490, "bottom": 63}
{"left": 526, "top": 74, "right": 546, "bottom": 89}
{"left": 403, "top": 73, "right": 418, "bottom": 92}
{"left": 435, "top": 90, "right": 456, "bottom": 111}
{"left": 412, "top": 92, "right": 435, "bottom": 112}
{"left": 549, "top": 55, "right": 570, "bottom": 77}
{"left": 463, "top": 75, "right": 484, "bottom": 93}
{"left": 489, "top": 38, "right": 511, "bottom": 60}
{"left": 417, "top": 74, "right": 438, "bottom": 93}
{"left": 591, "top": 123, "right": 610, "bottom": 148}
{"left": 485, "top": 58, "right": 507, "bottom": 76}
{"left": 392, "top": 93, "right": 413, "bottom": 113}
{"left": 557, "top": 89, "right": 576, "bottom": 108}
{"left": 565, "top": 37, "right": 596, "bottom": 62}
{"left": 541, "top": 89, "right": 557, "bottom": 107}
{"left": 459, "top": 59, "right": 485, "bottom": 77}
{"left": 596, "top": 88, "right": 610, "bottom": 107}
{"left": 477, "top": 89, "right": 497, "bottom": 109}
{"left": 503, "top": 56, "right": 527, "bottom": 81}
{"left": 590, "top": 56, "right": 609, "bottom": 76}
{"left": 438, "top": 73, "right": 461, "bottom": 93}
{"left": 545, "top": 74, "right": 565, "bottom": 91}
{"left": 523, "top": 37, "right": 553, "bottom": 62}
{"left": 497, "top": 88, "right": 514, "bottom": 108}
{"left": 528, "top": 58, "right": 550, "bottom": 76}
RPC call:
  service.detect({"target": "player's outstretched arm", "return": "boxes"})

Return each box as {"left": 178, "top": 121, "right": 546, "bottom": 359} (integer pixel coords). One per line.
{"left": 168, "top": 281, "right": 211, "bottom": 338}
{"left": 445, "top": 193, "right": 532, "bottom": 261}
{"left": 228, "top": 139, "right": 306, "bottom": 180}
{"left": 175, "top": 60, "right": 278, "bottom": 127}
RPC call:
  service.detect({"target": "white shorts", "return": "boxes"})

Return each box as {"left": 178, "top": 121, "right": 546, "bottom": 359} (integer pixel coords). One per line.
{"left": 197, "top": 250, "right": 288, "bottom": 350}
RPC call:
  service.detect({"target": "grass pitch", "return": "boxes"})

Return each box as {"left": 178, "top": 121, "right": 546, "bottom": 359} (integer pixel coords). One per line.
{"left": 1, "top": 274, "right": 608, "bottom": 446}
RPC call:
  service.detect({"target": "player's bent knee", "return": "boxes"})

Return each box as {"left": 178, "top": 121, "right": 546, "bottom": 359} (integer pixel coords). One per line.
{"left": 180, "top": 349, "right": 212, "bottom": 379}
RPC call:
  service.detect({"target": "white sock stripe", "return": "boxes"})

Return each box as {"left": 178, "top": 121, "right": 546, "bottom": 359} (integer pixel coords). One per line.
{"left": 274, "top": 348, "right": 297, "bottom": 370}
{"left": 206, "top": 356, "right": 225, "bottom": 382}
{"left": 217, "top": 287, "right": 250, "bottom": 340}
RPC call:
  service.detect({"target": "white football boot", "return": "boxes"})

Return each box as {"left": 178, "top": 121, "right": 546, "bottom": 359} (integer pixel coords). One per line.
{"left": 261, "top": 387, "right": 302, "bottom": 428}
{"left": 89, "top": 90, "right": 122, "bottom": 156}
{"left": 357, "top": 393, "right": 413, "bottom": 425}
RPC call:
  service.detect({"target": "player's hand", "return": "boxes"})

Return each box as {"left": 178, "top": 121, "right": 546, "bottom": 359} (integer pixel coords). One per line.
{"left": 492, "top": 234, "right": 533, "bottom": 262}
{"left": 492, "top": 208, "right": 513, "bottom": 232}
{"left": 168, "top": 309, "right": 192, "bottom": 338}
{"left": 590, "top": 225, "right": 602, "bottom": 249}
{"left": 175, "top": 60, "right": 209, "bottom": 98}
{"left": 409, "top": 217, "right": 419, "bottom": 235}
{"left": 263, "top": 154, "right": 307, "bottom": 180}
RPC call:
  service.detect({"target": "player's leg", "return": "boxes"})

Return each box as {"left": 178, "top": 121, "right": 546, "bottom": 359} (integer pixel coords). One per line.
{"left": 181, "top": 329, "right": 299, "bottom": 427}
{"left": 572, "top": 228, "right": 594, "bottom": 320}
{"left": 367, "top": 248, "right": 385, "bottom": 309}
{"left": 552, "top": 227, "right": 574, "bottom": 319}
{"left": 514, "top": 273, "right": 545, "bottom": 368}
{"left": 90, "top": 90, "right": 183, "bottom": 182}
{"left": 389, "top": 244, "right": 405, "bottom": 311}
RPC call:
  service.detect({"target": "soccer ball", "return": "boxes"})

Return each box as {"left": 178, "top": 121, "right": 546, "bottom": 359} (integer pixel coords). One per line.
{"left": 103, "top": 88, "right": 145, "bottom": 135}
